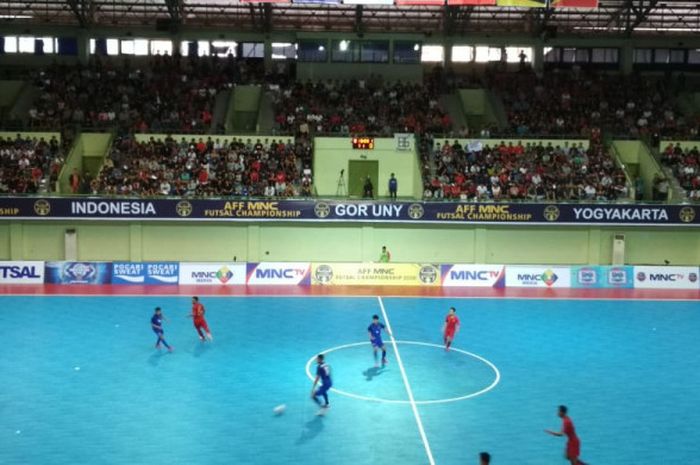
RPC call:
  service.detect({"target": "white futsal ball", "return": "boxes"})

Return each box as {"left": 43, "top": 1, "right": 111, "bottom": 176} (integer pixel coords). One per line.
{"left": 273, "top": 404, "right": 287, "bottom": 416}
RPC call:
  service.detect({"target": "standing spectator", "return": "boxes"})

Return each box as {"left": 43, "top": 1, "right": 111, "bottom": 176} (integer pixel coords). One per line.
{"left": 363, "top": 176, "right": 374, "bottom": 199}
{"left": 69, "top": 168, "right": 81, "bottom": 194}
{"left": 388, "top": 173, "right": 398, "bottom": 200}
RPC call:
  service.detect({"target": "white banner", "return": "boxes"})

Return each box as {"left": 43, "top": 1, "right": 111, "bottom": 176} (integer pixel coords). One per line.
{"left": 441, "top": 265, "right": 505, "bottom": 287}
{"left": 505, "top": 266, "right": 572, "bottom": 288}
{"left": 178, "top": 263, "right": 246, "bottom": 285}
{"left": 247, "top": 262, "right": 311, "bottom": 285}
{"left": 633, "top": 266, "right": 699, "bottom": 289}
{"left": 394, "top": 133, "right": 414, "bottom": 152}
{"left": 0, "top": 261, "right": 45, "bottom": 284}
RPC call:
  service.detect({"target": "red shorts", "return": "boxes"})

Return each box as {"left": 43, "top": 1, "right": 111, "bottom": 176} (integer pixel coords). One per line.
{"left": 566, "top": 438, "right": 580, "bottom": 459}
{"left": 194, "top": 318, "right": 210, "bottom": 332}
{"left": 444, "top": 329, "right": 456, "bottom": 339}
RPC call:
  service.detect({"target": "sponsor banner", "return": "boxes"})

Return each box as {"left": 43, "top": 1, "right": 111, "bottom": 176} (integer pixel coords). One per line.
{"left": 633, "top": 266, "right": 700, "bottom": 290}
{"left": 0, "top": 261, "right": 45, "bottom": 284}
{"left": 571, "top": 266, "right": 633, "bottom": 289}
{"left": 178, "top": 263, "right": 246, "bottom": 286}
{"left": 311, "top": 263, "right": 441, "bottom": 286}
{"left": 447, "top": 0, "right": 496, "bottom": 4}
{"left": 505, "top": 266, "right": 571, "bottom": 288}
{"left": 0, "top": 197, "right": 697, "bottom": 226}
{"left": 112, "top": 262, "right": 179, "bottom": 285}
{"left": 552, "top": 0, "right": 598, "bottom": 7}
{"left": 246, "top": 262, "right": 311, "bottom": 285}
{"left": 497, "top": 0, "right": 545, "bottom": 6}
{"left": 45, "top": 262, "right": 112, "bottom": 284}
{"left": 440, "top": 265, "right": 505, "bottom": 287}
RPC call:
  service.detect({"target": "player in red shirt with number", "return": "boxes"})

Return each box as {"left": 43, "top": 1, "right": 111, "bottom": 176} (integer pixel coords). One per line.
{"left": 189, "top": 296, "right": 213, "bottom": 342}
{"left": 442, "top": 306, "right": 460, "bottom": 351}
{"left": 546, "top": 405, "right": 588, "bottom": 465}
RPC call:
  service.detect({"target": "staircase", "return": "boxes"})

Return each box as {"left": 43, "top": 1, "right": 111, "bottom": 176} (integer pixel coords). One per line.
{"left": 7, "top": 83, "right": 39, "bottom": 129}
{"left": 256, "top": 90, "right": 275, "bottom": 134}
{"left": 439, "top": 93, "right": 467, "bottom": 136}
{"left": 210, "top": 89, "right": 231, "bottom": 134}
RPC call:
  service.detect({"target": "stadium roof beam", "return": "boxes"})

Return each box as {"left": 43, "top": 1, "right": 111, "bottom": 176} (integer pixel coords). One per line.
{"left": 164, "top": 0, "right": 184, "bottom": 27}
{"left": 354, "top": 5, "right": 363, "bottom": 34}
{"left": 66, "top": 0, "right": 94, "bottom": 27}
{"left": 626, "top": 0, "right": 659, "bottom": 34}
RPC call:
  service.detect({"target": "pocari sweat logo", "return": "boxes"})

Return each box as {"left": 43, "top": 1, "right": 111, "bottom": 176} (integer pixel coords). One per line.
{"left": 112, "top": 262, "right": 146, "bottom": 284}
{"left": 146, "top": 263, "right": 179, "bottom": 284}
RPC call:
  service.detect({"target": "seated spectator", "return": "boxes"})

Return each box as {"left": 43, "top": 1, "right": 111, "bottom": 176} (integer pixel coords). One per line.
{"left": 0, "top": 134, "right": 63, "bottom": 194}
{"left": 94, "top": 135, "right": 310, "bottom": 198}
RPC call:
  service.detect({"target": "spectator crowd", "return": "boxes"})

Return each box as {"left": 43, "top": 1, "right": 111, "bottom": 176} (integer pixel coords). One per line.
{"left": 271, "top": 77, "right": 452, "bottom": 136}
{"left": 422, "top": 139, "right": 629, "bottom": 201}
{"left": 661, "top": 143, "right": 700, "bottom": 201}
{"left": 27, "top": 54, "right": 263, "bottom": 135}
{"left": 491, "top": 71, "right": 698, "bottom": 140}
{"left": 0, "top": 135, "right": 63, "bottom": 194}
{"left": 92, "top": 135, "right": 312, "bottom": 198}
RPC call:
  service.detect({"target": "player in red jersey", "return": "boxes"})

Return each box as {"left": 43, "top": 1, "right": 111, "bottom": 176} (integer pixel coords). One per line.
{"left": 546, "top": 405, "right": 588, "bottom": 465}
{"left": 442, "top": 307, "right": 460, "bottom": 351}
{"left": 189, "top": 296, "right": 213, "bottom": 342}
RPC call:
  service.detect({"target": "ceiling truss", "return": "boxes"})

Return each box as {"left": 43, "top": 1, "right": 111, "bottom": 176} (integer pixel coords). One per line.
{"left": 0, "top": 0, "right": 698, "bottom": 35}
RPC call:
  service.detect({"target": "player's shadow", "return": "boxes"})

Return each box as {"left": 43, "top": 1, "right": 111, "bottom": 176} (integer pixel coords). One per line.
{"left": 296, "top": 417, "right": 324, "bottom": 445}
{"left": 148, "top": 350, "right": 166, "bottom": 366}
{"left": 193, "top": 341, "right": 211, "bottom": 358}
{"left": 362, "top": 366, "right": 386, "bottom": 381}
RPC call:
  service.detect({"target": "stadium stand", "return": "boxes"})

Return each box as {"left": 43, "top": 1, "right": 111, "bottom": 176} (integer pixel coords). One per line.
{"left": 0, "top": 135, "right": 63, "bottom": 194}
{"left": 270, "top": 77, "right": 452, "bottom": 136}
{"left": 661, "top": 143, "right": 700, "bottom": 200}
{"left": 422, "top": 139, "right": 628, "bottom": 201}
{"left": 94, "top": 135, "right": 312, "bottom": 197}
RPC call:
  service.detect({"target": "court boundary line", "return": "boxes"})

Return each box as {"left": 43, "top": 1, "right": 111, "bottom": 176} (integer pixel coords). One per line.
{"left": 1, "top": 292, "right": 698, "bottom": 302}
{"left": 304, "top": 340, "right": 500, "bottom": 405}
{"left": 377, "top": 296, "right": 436, "bottom": 465}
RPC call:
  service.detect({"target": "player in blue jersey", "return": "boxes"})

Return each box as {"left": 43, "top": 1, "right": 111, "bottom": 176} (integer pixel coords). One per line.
{"left": 368, "top": 314, "right": 391, "bottom": 367}
{"left": 310, "top": 354, "right": 332, "bottom": 415}
{"left": 151, "top": 307, "right": 173, "bottom": 352}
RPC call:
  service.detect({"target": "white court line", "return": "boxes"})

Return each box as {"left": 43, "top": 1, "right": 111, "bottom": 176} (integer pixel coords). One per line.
{"left": 1, "top": 293, "right": 697, "bottom": 302}
{"left": 377, "top": 296, "right": 436, "bottom": 465}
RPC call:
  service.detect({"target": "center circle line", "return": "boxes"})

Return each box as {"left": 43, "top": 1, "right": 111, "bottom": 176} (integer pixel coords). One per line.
{"left": 304, "top": 340, "right": 500, "bottom": 405}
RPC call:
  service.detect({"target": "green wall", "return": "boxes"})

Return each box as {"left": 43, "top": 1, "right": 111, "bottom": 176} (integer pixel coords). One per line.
{"left": 58, "top": 132, "right": 112, "bottom": 193}
{"left": 2, "top": 221, "right": 699, "bottom": 265}
{"left": 0, "top": 80, "right": 25, "bottom": 108}
{"left": 661, "top": 140, "right": 700, "bottom": 152}
{"left": 313, "top": 137, "right": 422, "bottom": 198}
{"left": 226, "top": 85, "right": 262, "bottom": 133}
{"left": 0, "top": 131, "right": 60, "bottom": 142}
{"left": 613, "top": 140, "right": 662, "bottom": 201}
{"left": 436, "top": 137, "right": 589, "bottom": 150}
{"left": 133, "top": 134, "right": 294, "bottom": 146}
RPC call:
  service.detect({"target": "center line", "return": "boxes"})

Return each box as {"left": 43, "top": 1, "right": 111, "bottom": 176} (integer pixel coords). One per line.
{"left": 377, "top": 296, "right": 436, "bottom": 465}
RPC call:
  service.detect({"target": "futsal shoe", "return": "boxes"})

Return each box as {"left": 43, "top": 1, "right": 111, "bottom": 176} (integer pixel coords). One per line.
{"left": 199, "top": 336, "right": 206, "bottom": 342}
{"left": 382, "top": 359, "right": 388, "bottom": 366}
{"left": 168, "top": 346, "right": 174, "bottom": 352}
{"left": 207, "top": 333, "right": 213, "bottom": 341}
{"left": 316, "top": 405, "right": 330, "bottom": 416}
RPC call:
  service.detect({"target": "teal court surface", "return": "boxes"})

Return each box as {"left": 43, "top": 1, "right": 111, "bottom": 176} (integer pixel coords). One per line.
{"left": 1, "top": 294, "right": 698, "bottom": 465}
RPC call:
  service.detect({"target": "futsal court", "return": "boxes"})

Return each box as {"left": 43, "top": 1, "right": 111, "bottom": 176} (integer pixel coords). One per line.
{"left": 1, "top": 287, "right": 698, "bottom": 465}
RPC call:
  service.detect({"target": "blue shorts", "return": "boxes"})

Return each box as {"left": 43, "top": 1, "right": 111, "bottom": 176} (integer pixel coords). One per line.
{"left": 371, "top": 338, "right": 384, "bottom": 348}
{"left": 315, "top": 383, "right": 332, "bottom": 397}
{"left": 153, "top": 328, "right": 163, "bottom": 336}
